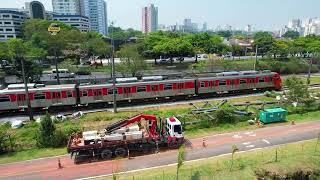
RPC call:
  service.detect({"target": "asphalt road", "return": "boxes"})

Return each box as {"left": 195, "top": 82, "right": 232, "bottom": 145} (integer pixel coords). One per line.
{"left": 0, "top": 120, "right": 319, "bottom": 180}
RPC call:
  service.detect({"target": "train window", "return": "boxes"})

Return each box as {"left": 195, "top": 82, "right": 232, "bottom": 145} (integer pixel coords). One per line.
{"left": 137, "top": 86, "right": 146, "bottom": 92}
{"left": 94, "top": 89, "right": 102, "bottom": 96}
{"left": 164, "top": 84, "right": 172, "bottom": 90}
{"left": 0, "top": 96, "right": 10, "bottom": 102}
{"left": 240, "top": 79, "right": 247, "bottom": 84}
{"left": 67, "top": 91, "right": 73, "bottom": 98}
{"left": 259, "top": 77, "right": 265, "bottom": 83}
{"left": 219, "top": 80, "right": 226, "bottom": 86}
{"left": 82, "top": 90, "right": 88, "bottom": 96}
{"left": 34, "top": 93, "right": 45, "bottom": 100}
{"left": 151, "top": 85, "right": 159, "bottom": 91}
{"left": 108, "top": 88, "right": 117, "bottom": 94}
{"left": 200, "top": 82, "right": 205, "bottom": 88}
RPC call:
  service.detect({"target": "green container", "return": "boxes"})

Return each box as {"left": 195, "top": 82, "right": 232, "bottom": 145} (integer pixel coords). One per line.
{"left": 259, "top": 108, "right": 287, "bottom": 124}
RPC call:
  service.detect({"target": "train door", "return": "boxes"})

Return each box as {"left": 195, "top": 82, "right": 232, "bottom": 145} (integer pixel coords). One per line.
{"left": 93, "top": 89, "right": 103, "bottom": 101}
{"left": 177, "top": 83, "right": 185, "bottom": 93}
{"left": 52, "top": 92, "right": 61, "bottom": 104}
{"left": 151, "top": 85, "right": 159, "bottom": 96}
{"left": 123, "top": 87, "right": 131, "bottom": 99}
{"left": 17, "top": 94, "right": 27, "bottom": 107}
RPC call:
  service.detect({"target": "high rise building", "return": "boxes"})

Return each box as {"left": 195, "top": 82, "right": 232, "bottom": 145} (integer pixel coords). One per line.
{"left": 142, "top": 4, "right": 158, "bottom": 33}
{"left": 83, "top": 0, "right": 108, "bottom": 35}
{"left": 25, "top": 1, "right": 46, "bottom": 19}
{"left": 52, "top": 0, "right": 82, "bottom": 15}
{"left": 202, "top": 22, "right": 207, "bottom": 32}
{"left": 245, "top": 25, "right": 252, "bottom": 35}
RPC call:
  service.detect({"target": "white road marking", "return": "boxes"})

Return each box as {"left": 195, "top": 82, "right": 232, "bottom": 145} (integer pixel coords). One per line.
{"left": 242, "top": 142, "right": 251, "bottom": 145}
{"left": 263, "top": 139, "right": 271, "bottom": 144}
{"left": 243, "top": 132, "right": 253, "bottom": 135}
{"left": 246, "top": 145, "right": 255, "bottom": 148}
{"left": 248, "top": 134, "right": 256, "bottom": 137}
{"left": 232, "top": 134, "right": 242, "bottom": 139}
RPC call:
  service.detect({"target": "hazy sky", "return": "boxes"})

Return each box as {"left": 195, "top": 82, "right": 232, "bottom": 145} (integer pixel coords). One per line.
{"left": 1, "top": 0, "right": 320, "bottom": 31}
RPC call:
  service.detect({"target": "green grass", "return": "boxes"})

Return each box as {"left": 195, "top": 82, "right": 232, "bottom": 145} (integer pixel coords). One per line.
{"left": 287, "top": 111, "right": 320, "bottom": 122}
{"left": 101, "top": 139, "right": 320, "bottom": 180}
{"left": 0, "top": 147, "right": 66, "bottom": 164}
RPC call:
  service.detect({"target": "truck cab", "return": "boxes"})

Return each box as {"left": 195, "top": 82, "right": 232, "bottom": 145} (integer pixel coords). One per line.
{"left": 165, "top": 117, "right": 184, "bottom": 146}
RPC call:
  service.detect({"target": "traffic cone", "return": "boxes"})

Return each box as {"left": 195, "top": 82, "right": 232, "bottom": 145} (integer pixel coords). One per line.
{"left": 202, "top": 138, "right": 206, "bottom": 148}
{"left": 58, "top": 158, "right": 63, "bottom": 169}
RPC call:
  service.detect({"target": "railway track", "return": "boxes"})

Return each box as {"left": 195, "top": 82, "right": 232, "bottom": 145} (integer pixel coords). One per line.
{"left": 1, "top": 84, "right": 320, "bottom": 122}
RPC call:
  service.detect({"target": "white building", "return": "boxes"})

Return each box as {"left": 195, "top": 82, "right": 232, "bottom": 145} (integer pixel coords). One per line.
{"left": 83, "top": 0, "right": 108, "bottom": 35}
{"left": 245, "top": 25, "right": 252, "bottom": 35}
{"left": 202, "top": 22, "right": 207, "bottom": 32}
{"left": 53, "top": 14, "right": 90, "bottom": 32}
{"left": 142, "top": 4, "right": 158, "bottom": 33}
{"left": 0, "top": 9, "right": 27, "bottom": 41}
{"left": 303, "top": 18, "right": 320, "bottom": 36}
{"left": 52, "top": 0, "right": 82, "bottom": 15}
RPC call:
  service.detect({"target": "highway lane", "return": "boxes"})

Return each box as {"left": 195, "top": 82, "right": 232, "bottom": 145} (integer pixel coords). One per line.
{"left": 0, "top": 120, "right": 320, "bottom": 180}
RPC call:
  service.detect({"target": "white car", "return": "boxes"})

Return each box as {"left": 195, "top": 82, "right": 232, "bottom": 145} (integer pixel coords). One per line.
{"left": 52, "top": 69, "right": 75, "bottom": 78}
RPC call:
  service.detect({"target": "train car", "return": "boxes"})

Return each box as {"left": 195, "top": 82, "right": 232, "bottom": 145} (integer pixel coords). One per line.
{"left": 0, "top": 84, "right": 77, "bottom": 111}
{"left": 197, "top": 70, "right": 281, "bottom": 95}
{"left": 78, "top": 78, "right": 196, "bottom": 105}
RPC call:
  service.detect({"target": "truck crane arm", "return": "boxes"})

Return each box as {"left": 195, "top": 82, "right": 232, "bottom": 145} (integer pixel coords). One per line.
{"left": 105, "top": 114, "right": 158, "bottom": 138}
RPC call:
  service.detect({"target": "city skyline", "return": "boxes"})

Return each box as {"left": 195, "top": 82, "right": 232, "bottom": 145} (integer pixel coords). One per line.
{"left": 1, "top": 0, "right": 320, "bottom": 31}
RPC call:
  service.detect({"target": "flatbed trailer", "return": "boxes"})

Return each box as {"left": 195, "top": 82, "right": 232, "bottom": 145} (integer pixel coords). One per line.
{"left": 67, "top": 114, "right": 184, "bottom": 163}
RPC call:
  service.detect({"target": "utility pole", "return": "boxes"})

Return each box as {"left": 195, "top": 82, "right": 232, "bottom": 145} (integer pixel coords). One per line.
{"left": 21, "top": 57, "right": 34, "bottom": 121}
{"left": 110, "top": 21, "right": 117, "bottom": 113}
{"left": 254, "top": 45, "right": 258, "bottom": 71}
{"left": 54, "top": 46, "right": 60, "bottom": 85}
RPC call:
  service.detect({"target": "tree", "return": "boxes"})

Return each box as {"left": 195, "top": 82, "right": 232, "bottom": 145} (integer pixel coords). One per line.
{"left": 0, "top": 123, "right": 14, "bottom": 154}
{"left": 7, "top": 39, "right": 44, "bottom": 82}
{"left": 253, "top": 32, "right": 274, "bottom": 57}
{"left": 284, "top": 76, "right": 309, "bottom": 103}
{"left": 117, "top": 43, "right": 149, "bottom": 77}
{"left": 37, "top": 113, "right": 56, "bottom": 147}
{"left": 153, "top": 37, "right": 194, "bottom": 64}
{"left": 269, "top": 39, "right": 290, "bottom": 58}
{"left": 176, "top": 145, "right": 185, "bottom": 180}
{"left": 282, "top": 30, "right": 300, "bottom": 39}
{"left": 217, "top": 30, "right": 232, "bottom": 39}
{"left": 230, "top": 145, "right": 239, "bottom": 171}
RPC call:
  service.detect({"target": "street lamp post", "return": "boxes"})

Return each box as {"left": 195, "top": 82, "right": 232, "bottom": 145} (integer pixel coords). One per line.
{"left": 21, "top": 57, "right": 34, "bottom": 121}
{"left": 110, "top": 22, "right": 117, "bottom": 113}
{"left": 254, "top": 45, "right": 258, "bottom": 71}
{"left": 48, "top": 23, "right": 61, "bottom": 85}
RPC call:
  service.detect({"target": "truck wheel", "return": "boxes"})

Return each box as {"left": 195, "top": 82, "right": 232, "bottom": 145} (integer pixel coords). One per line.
{"left": 101, "top": 149, "right": 112, "bottom": 160}
{"left": 115, "top": 148, "right": 127, "bottom": 157}
{"left": 169, "top": 141, "right": 179, "bottom": 148}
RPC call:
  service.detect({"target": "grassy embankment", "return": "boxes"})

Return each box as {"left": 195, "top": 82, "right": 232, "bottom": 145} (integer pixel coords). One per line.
{"left": 101, "top": 139, "right": 320, "bottom": 180}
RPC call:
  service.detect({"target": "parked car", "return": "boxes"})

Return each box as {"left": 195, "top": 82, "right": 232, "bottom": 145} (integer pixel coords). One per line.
{"left": 159, "top": 58, "right": 170, "bottom": 64}
{"left": 52, "top": 69, "right": 75, "bottom": 78}
{"left": 175, "top": 57, "right": 184, "bottom": 62}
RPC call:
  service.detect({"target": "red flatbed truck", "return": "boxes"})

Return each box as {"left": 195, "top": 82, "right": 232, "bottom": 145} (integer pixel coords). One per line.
{"left": 67, "top": 114, "right": 184, "bottom": 163}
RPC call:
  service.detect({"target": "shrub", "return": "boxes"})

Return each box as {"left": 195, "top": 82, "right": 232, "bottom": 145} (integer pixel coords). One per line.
{"left": 37, "top": 113, "right": 56, "bottom": 148}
